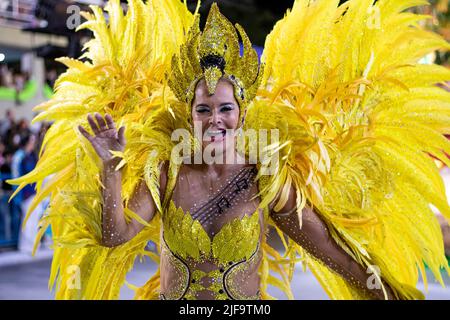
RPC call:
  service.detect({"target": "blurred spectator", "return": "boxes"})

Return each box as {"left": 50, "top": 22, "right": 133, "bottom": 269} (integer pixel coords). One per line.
{"left": 0, "top": 150, "right": 14, "bottom": 241}
{"left": 14, "top": 73, "right": 25, "bottom": 92}
{"left": 1, "top": 65, "right": 32, "bottom": 106}
{"left": 436, "top": 85, "right": 450, "bottom": 257}
{"left": 437, "top": 141, "right": 450, "bottom": 257}
{"left": 0, "top": 142, "right": 5, "bottom": 167}
{"left": 17, "top": 135, "right": 37, "bottom": 202}
{"left": 14, "top": 73, "right": 26, "bottom": 105}
{"left": 0, "top": 109, "right": 54, "bottom": 247}
{"left": 0, "top": 109, "right": 16, "bottom": 140}
{"left": 45, "top": 69, "right": 58, "bottom": 89}
{"left": 0, "top": 65, "right": 14, "bottom": 88}
{"left": 437, "top": 213, "right": 450, "bottom": 257}
{"left": 16, "top": 134, "right": 41, "bottom": 254}
{"left": 8, "top": 132, "right": 31, "bottom": 246}
{"left": 6, "top": 119, "right": 31, "bottom": 154}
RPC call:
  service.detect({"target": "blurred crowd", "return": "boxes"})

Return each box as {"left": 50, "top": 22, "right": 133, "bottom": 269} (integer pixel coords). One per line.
{"left": 0, "top": 65, "right": 31, "bottom": 103}
{"left": 0, "top": 109, "right": 51, "bottom": 252}
{"left": 45, "top": 69, "right": 58, "bottom": 89}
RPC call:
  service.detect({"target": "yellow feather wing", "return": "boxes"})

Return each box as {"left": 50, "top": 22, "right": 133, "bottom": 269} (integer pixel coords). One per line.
{"left": 7, "top": 0, "right": 195, "bottom": 300}
{"left": 253, "top": 0, "right": 450, "bottom": 300}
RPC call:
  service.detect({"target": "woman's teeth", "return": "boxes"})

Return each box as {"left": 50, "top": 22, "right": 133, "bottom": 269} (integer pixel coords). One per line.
{"left": 206, "top": 130, "right": 226, "bottom": 137}
{"left": 205, "top": 129, "right": 226, "bottom": 142}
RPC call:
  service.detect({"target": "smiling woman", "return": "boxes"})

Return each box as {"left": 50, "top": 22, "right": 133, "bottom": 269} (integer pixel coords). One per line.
{"left": 7, "top": 0, "right": 450, "bottom": 301}
{"left": 192, "top": 78, "right": 240, "bottom": 155}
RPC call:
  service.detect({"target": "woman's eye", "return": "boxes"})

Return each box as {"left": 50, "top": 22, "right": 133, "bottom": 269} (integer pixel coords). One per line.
{"left": 220, "top": 105, "right": 233, "bottom": 112}
{"left": 196, "top": 108, "right": 210, "bottom": 113}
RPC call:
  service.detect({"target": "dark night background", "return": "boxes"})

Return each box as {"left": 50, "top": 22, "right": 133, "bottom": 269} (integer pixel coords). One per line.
{"left": 26, "top": 0, "right": 448, "bottom": 65}
{"left": 186, "top": 0, "right": 350, "bottom": 47}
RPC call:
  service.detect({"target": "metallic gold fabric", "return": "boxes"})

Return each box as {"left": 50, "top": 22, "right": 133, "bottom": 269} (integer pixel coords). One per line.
{"left": 159, "top": 237, "right": 190, "bottom": 300}
{"left": 163, "top": 200, "right": 260, "bottom": 265}
{"left": 160, "top": 199, "right": 261, "bottom": 300}
{"left": 168, "top": 3, "right": 263, "bottom": 124}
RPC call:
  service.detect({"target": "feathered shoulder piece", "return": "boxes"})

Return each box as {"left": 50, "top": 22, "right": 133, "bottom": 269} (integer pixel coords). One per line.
{"left": 7, "top": 0, "right": 195, "bottom": 299}
{"left": 248, "top": 0, "right": 450, "bottom": 299}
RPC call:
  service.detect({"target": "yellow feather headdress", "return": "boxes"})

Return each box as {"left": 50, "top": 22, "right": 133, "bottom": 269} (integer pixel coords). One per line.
{"left": 168, "top": 3, "right": 263, "bottom": 124}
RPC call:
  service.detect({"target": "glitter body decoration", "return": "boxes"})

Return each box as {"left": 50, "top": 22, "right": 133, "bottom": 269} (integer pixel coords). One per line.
{"left": 7, "top": 0, "right": 450, "bottom": 301}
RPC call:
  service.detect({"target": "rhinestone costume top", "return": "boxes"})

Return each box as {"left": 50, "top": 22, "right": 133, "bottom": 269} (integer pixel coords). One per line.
{"left": 159, "top": 166, "right": 262, "bottom": 300}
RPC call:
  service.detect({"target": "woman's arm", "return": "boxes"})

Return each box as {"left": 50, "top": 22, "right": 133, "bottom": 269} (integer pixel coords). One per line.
{"left": 100, "top": 161, "right": 163, "bottom": 247}
{"left": 269, "top": 187, "right": 396, "bottom": 300}
{"left": 79, "top": 113, "right": 165, "bottom": 247}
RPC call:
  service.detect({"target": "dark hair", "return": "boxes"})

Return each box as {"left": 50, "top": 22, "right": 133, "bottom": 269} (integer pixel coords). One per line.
{"left": 19, "top": 134, "right": 34, "bottom": 149}
{"left": 2, "top": 149, "right": 14, "bottom": 158}
{"left": 200, "top": 54, "right": 226, "bottom": 72}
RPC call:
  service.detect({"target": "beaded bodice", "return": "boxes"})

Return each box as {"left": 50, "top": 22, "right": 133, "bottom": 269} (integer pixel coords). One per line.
{"left": 163, "top": 200, "right": 261, "bottom": 265}
{"left": 160, "top": 165, "right": 263, "bottom": 300}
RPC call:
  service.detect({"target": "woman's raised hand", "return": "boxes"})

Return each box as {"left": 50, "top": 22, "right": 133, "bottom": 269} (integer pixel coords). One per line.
{"left": 78, "top": 113, "right": 126, "bottom": 163}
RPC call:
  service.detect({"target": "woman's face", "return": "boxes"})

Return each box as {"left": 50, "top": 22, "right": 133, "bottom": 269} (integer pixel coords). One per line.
{"left": 191, "top": 78, "right": 240, "bottom": 153}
